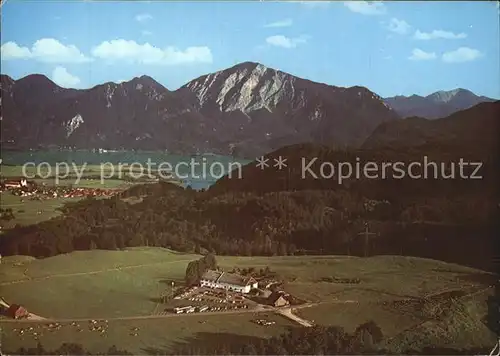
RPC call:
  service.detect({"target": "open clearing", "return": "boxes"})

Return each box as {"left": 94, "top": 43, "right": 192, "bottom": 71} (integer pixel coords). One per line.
{"left": 0, "top": 247, "right": 496, "bottom": 353}
{"left": 0, "top": 192, "right": 83, "bottom": 229}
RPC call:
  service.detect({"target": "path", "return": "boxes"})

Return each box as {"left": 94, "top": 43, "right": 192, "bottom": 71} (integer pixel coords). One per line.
{"left": 277, "top": 307, "right": 314, "bottom": 327}
{"left": 0, "top": 304, "right": 273, "bottom": 324}
{"left": 0, "top": 302, "right": 327, "bottom": 325}
{"left": 0, "top": 259, "right": 193, "bottom": 286}
{"left": 26, "top": 313, "right": 47, "bottom": 321}
{"left": 0, "top": 299, "right": 391, "bottom": 325}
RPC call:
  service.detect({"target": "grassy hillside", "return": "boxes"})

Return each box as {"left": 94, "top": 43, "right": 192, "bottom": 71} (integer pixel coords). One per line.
{"left": 0, "top": 248, "right": 496, "bottom": 353}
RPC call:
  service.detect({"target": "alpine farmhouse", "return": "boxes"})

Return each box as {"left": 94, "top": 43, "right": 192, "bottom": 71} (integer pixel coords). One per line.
{"left": 200, "top": 270, "right": 258, "bottom": 294}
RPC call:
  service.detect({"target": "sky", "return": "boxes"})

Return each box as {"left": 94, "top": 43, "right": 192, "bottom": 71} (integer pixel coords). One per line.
{"left": 1, "top": 0, "right": 499, "bottom": 98}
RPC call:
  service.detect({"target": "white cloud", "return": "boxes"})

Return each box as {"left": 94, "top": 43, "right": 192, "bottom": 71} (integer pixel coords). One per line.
{"left": 1, "top": 38, "right": 91, "bottom": 63}
{"left": 442, "top": 47, "right": 482, "bottom": 63}
{"left": 344, "top": 1, "right": 386, "bottom": 15}
{"left": 52, "top": 66, "right": 81, "bottom": 88}
{"left": 386, "top": 18, "right": 411, "bottom": 35}
{"left": 264, "top": 19, "right": 293, "bottom": 28}
{"left": 1, "top": 42, "right": 32, "bottom": 59}
{"left": 91, "top": 39, "right": 213, "bottom": 65}
{"left": 408, "top": 48, "right": 436, "bottom": 61}
{"left": 265, "top": 35, "right": 309, "bottom": 49}
{"left": 142, "top": 30, "right": 153, "bottom": 36}
{"left": 31, "top": 39, "right": 92, "bottom": 63}
{"left": 414, "top": 30, "right": 467, "bottom": 40}
{"left": 135, "top": 13, "right": 153, "bottom": 22}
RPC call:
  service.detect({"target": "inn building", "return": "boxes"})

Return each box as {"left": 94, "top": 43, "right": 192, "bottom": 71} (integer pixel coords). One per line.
{"left": 200, "top": 270, "right": 258, "bottom": 294}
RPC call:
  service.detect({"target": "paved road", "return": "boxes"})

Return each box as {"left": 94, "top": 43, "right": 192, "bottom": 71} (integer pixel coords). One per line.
{"left": 0, "top": 302, "right": 324, "bottom": 325}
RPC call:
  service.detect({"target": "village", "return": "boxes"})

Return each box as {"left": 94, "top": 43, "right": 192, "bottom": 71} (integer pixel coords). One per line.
{"left": 0, "top": 178, "right": 120, "bottom": 199}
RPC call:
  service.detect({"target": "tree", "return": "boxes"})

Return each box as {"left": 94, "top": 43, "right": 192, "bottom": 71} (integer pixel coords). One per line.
{"left": 278, "top": 242, "right": 288, "bottom": 256}
{"left": 184, "top": 254, "right": 218, "bottom": 286}
{"left": 185, "top": 261, "right": 200, "bottom": 286}
{"left": 202, "top": 253, "right": 217, "bottom": 270}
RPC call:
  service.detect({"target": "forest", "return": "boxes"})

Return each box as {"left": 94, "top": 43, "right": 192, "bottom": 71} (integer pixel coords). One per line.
{"left": 0, "top": 136, "right": 497, "bottom": 272}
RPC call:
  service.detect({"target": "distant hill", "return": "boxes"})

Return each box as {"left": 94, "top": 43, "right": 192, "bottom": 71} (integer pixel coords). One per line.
{"left": 0, "top": 62, "right": 398, "bottom": 156}
{"left": 208, "top": 102, "right": 499, "bottom": 196}
{"left": 384, "top": 89, "right": 496, "bottom": 119}
{"left": 363, "top": 100, "right": 500, "bottom": 152}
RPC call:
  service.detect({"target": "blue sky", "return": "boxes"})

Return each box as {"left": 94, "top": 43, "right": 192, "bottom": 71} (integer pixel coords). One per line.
{"left": 1, "top": 1, "right": 499, "bottom": 98}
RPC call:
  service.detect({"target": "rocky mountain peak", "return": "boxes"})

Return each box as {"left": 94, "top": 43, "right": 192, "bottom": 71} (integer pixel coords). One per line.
{"left": 427, "top": 88, "right": 472, "bottom": 103}
{"left": 183, "top": 61, "right": 301, "bottom": 113}
{"left": 128, "top": 75, "right": 167, "bottom": 91}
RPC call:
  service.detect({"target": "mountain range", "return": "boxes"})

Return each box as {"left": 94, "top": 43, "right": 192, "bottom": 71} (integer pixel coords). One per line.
{"left": 0, "top": 62, "right": 495, "bottom": 156}
{"left": 383, "top": 89, "right": 495, "bottom": 120}
{"left": 209, "top": 100, "right": 500, "bottom": 201}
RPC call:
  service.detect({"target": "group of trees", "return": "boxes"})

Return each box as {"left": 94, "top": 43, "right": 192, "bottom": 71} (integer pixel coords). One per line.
{"left": 12, "top": 342, "right": 131, "bottom": 355}
{"left": 185, "top": 253, "right": 218, "bottom": 286}
{"left": 0, "top": 207, "right": 15, "bottom": 221}
{"left": 173, "top": 321, "right": 384, "bottom": 355}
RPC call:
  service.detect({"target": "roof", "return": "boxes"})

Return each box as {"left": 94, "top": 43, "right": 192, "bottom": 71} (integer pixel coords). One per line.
{"left": 218, "top": 272, "right": 256, "bottom": 287}
{"left": 6, "top": 304, "right": 27, "bottom": 316}
{"left": 200, "top": 270, "right": 223, "bottom": 283}
{"left": 267, "top": 291, "right": 289, "bottom": 305}
{"left": 200, "top": 270, "right": 256, "bottom": 287}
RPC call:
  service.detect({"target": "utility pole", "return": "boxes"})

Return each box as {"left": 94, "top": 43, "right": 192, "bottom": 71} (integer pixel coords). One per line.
{"left": 357, "top": 222, "right": 377, "bottom": 257}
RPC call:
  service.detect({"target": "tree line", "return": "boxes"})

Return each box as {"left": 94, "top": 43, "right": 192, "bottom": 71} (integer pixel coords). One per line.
{"left": 8, "top": 321, "right": 491, "bottom": 355}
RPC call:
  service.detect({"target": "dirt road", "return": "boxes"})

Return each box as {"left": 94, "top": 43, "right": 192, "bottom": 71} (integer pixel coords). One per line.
{"left": 277, "top": 307, "right": 314, "bottom": 327}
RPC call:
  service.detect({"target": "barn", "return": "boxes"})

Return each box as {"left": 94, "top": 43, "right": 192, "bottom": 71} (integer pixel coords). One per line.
{"left": 200, "top": 270, "right": 258, "bottom": 294}
{"left": 4, "top": 304, "right": 29, "bottom": 319}
{"left": 267, "top": 291, "right": 290, "bottom": 307}
{"left": 3, "top": 179, "right": 28, "bottom": 189}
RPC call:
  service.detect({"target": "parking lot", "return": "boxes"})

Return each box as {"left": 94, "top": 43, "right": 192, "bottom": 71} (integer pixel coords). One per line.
{"left": 162, "top": 286, "right": 257, "bottom": 315}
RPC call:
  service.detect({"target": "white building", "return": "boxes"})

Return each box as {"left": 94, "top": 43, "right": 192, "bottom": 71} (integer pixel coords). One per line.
{"left": 200, "top": 270, "right": 258, "bottom": 294}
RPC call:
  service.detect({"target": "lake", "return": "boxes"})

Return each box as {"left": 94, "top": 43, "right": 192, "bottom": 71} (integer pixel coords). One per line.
{"left": 0, "top": 150, "right": 252, "bottom": 190}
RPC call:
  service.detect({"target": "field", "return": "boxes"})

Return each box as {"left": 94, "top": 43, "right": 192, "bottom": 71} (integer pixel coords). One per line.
{"left": 0, "top": 192, "right": 83, "bottom": 229}
{"left": 0, "top": 248, "right": 496, "bottom": 353}
{"left": 0, "top": 164, "right": 153, "bottom": 229}
{"left": 0, "top": 164, "right": 167, "bottom": 186}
